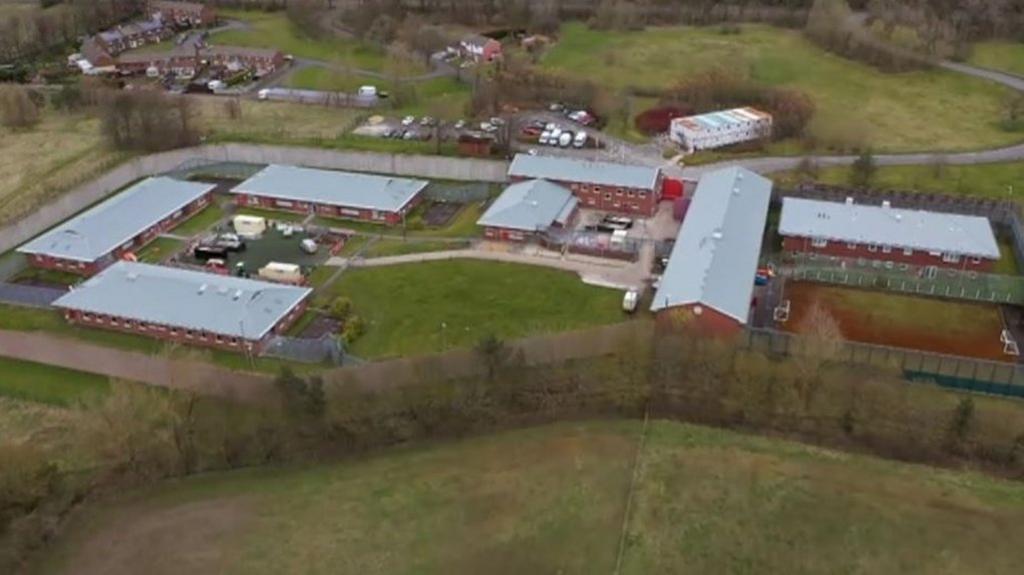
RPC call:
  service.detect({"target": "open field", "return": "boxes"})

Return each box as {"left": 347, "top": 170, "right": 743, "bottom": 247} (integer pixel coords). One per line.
{"left": 33, "top": 419, "right": 1024, "bottom": 575}
{"left": 321, "top": 260, "right": 626, "bottom": 358}
{"left": 782, "top": 282, "right": 1009, "bottom": 360}
{"left": 773, "top": 161, "right": 1024, "bottom": 201}
{"left": 540, "top": 23, "right": 1021, "bottom": 152}
{"left": 0, "top": 113, "right": 126, "bottom": 226}
{"left": 0, "top": 357, "right": 110, "bottom": 406}
{"left": 969, "top": 41, "right": 1024, "bottom": 77}
{"left": 211, "top": 9, "right": 423, "bottom": 75}
{"left": 284, "top": 66, "right": 366, "bottom": 93}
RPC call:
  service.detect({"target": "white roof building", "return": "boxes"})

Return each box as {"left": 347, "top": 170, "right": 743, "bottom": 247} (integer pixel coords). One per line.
{"left": 669, "top": 107, "right": 772, "bottom": 152}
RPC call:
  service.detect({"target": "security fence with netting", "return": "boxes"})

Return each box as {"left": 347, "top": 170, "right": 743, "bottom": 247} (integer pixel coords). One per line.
{"left": 423, "top": 181, "right": 494, "bottom": 204}
{"left": 744, "top": 328, "right": 1024, "bottom": 398}
{"left": 262, "top": 335, "right": 356, "bottom": 366}
{"left": 782, "top": 253, "right": 1024, "bottom": 305}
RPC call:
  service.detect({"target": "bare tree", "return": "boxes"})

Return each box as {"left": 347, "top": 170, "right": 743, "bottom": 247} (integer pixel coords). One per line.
{"left": 0, "top": 84, "right": 41, "bottom": 129}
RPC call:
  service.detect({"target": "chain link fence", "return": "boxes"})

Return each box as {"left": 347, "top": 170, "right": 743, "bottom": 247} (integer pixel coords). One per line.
{"left": 744, "top": 328, "right": 1024, "bottom": 398}
{"left": 262, "top": 335, "right": 355, "bottom": 366}
{"left": 783, "top": 253, "right": 1024, "bottom": 305}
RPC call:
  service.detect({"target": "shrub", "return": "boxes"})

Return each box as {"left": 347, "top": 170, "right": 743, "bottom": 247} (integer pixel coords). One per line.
{"left": 342, "top": 315, "right": 366, "bottom": 344}
{"left": 634, "top": 105, "right": 691, "bottom": 136}
{"left": 329, "top": 296, "right": 353, "bottom": 321}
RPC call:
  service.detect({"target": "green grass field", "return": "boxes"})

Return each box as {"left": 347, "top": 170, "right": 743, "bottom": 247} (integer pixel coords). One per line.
{"left": 170, "top": 203, "right": 226, "bottom": 236}
{"left": 0, "top": 357, "right": 110, "bottom": 406}
{"left": 773, "top": 161, "right": 1024, "bottom": 201}
{"left": 11, "top": 267, "right": 82, "bottom": 287}
{"left": 284, "top": 66, "right": 366, "bottom": 93}
{"left": 540, "top": 23, "right": 1021, "bottom": 152}
{"left": 211, "top": 9, "right": 422, "bottom": 75}
{"left": 969, "top": 41, "right": 1024, "bottom": 77}
{"left": 319, "top": 260, "right": 625, "bottom": 358}
{"left": 136, "top": 237, "right": 185, "bottom": 263}
{"left": 34, "top": 420, "right": 1024, "bottom": 575}
{"left": 362, "top": 238, "right": 467, "bottom": 258}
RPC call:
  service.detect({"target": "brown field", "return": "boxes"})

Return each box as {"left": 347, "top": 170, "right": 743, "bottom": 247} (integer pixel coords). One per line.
{"left": 782, "top": 282, "right": 1009, "bottom": 361}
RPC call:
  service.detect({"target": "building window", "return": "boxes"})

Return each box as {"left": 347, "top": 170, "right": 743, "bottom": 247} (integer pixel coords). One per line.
{"left": 903, "top": 247, "right": 913, "bottom": 256}
{"left": 811, "top": 237, "right": 827, "bottom": 248}
{"left": 604, "top": 193, "right": 612, "bottom": 201}
{"left": 971, "top": 256, "right": 981, "bottom": 264}
{"left": 627, "top": 190, "right": 636, "bottom": 198}
{"left": 616, "top": 190, "right": 623, "bottom": 196}
{"left": 882, "top": 245, "right": 892, "bottom": 254}
{"left": 942, "top": 253, "right": 961, "bottom": 263}
{"left": 867, "top": 244, "right": 878, "bottom": 253}
{"left": 846, "top": 242, "right": 857, "bottom": 250}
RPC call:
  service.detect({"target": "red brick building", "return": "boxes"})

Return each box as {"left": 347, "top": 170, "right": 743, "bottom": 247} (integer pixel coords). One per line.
{"left": 114, "top": 45, "right": 285, "bottom": 78}
{"left": 231, "top": 165, "right": 429, "bottom": 226}
{"left": 53, "top": 262, "right": 311, "bottom": 353}
{"left": 18, "top": 178, "right": 215, "bottom": 276}
{"left": 779, "top": 197, "right": 1002, "bottom": 272}
{"left": 477, "top": 179, "right": 578, "bottom": 242}
{"left": 150, "top": 0, "right": 217, "bottom": 27}
{"left": 459, "top": 34, "right": 502, "bottom": 62}
{"left": 651, "top": 167, "right": 773, "bottom": 337}
{"left": 507, "top": 154, "right": 663, "bottom": 217}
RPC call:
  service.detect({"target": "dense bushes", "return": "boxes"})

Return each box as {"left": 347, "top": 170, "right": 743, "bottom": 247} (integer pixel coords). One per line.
{"left": 634, "top": 106, "right": 691, "bottom": 135}
{"left": 3, "top": 325, "right": 1024, "bottom": 569}
{"left": 99, "top": 90, "right": 200, "bottom": 152}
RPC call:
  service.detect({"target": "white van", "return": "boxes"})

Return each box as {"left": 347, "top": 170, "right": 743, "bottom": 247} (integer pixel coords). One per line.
{"left": 539, "top": 130, "right": 552, "bottom": 145}
{"left": 573, "top": 131, "right": 588, "bottom": 148}
{"left": 622, "top": 289, "right": 639, "bottom": 313}
{"left": 558, "top": 132, "right": 573, "bottom": 147}
{"left": 358, "top": 85, "right": 378, "bottom": 98}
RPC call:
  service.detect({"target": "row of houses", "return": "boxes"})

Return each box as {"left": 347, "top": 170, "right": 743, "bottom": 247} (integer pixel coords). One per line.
{"left": 89, "top": 1, "right": 216, "bottom": 58}
{"left": 114, "top": 45, "right": 286, "bottom": 78}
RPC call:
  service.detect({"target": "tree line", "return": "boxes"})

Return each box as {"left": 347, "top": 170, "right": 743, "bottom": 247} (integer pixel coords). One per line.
{"left": 2, "top": 321, "right": 1023, "bottom": 570}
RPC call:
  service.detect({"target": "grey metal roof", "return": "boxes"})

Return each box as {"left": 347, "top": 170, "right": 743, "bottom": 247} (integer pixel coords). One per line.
{"left": 650, "top": 167, "right": 773, "bottom": 323}
{"left": 53, "top": 262, "right": 311, "bottom": 340}
{"left": 476, "top": 179, "right": 577, "bottom": 232}
{"left": 779, "top": 197, "right": 1000, "bottom": 259}
{"left": 18, "top": 177, "right": 215, "bottom": 263}
{"left": 231, "top": 165, "right": 428, "bottom": 213}
{"left": 508, "top": 154, "right": 660, "bottom": 191}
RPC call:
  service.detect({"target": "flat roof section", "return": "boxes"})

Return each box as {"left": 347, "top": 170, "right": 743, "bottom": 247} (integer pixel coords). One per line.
{"left": 231, "top": 165, "right": 429, "bottom": 213}
{"left": 18, "top": 177, "right": 215, "bottom": 263}
{"left": 476, "top": 179, "right": 578, "bottom": 232}
{"left": 672, "top": 107, "right": 771, "bottom": 134}
{"left": 508, "top": 154, "right": 660, "bottom": 191}
{"left": 53, "top": 261, "right": 312, "bottom": 340}
{"left": 779, "top": 197, "right": 1001, "bottom": 259}
{"left": 651, "top": 166, "right": 773, "bottom": 323}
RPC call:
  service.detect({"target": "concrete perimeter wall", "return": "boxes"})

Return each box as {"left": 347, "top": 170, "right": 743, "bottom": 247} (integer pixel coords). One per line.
{"left": 0, "top": 144, "right": 510, "bottom": 254}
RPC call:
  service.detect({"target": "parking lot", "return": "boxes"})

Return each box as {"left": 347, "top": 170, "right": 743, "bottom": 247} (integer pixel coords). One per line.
{"left": 351, "top": 114, "right": 507, "bottom": 143}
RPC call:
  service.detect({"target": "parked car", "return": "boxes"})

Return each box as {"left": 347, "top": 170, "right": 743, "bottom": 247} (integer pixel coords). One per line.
{"left": 420, "top": 116, "right": 435, "bottom": 127}
{"left": 454, "top": 120, "right": 466, "bottom": 129}
{"left": 602, "top": 215, "right": 634, "bottom": 230}
{"left": 521, "top": 126, "right": 542, "bottom": 136}
{"left": 622, "top": 289, "right": 639, "bottom": 313}
{"left": 558, "top": 132, "right": 573, "bottom": 147}
{"left": 401, "top": 115, "right": 415, "bottom": 126}
{"left": 489, "top": 117, "right": 506, "bottom": 126}
{"left": 573, "top": 131, "right": 588, "bottom": 148}
{"left": 549, "top": 102, "right": 565, "bottom": 112}
{"left": 358, "top": 85, "right": 378, "bottom": 98}
{"left": 539, "top": 130, "right": 552, "bottom": 145}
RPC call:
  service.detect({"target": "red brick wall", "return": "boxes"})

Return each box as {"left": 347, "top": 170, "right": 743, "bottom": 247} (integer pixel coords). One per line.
{"left": 782, "top": 236, "right": 996, "bottom": 272}
{"left": 63, "top": 297, "right": 308, "bottom": 354}
{"left": 235, "top": 193, "right": 408, "bottom": 225}
{"left": 484, "top": 227, "right": 531, "bottom": 242}
{"left": 511, "top": 174, "right": 662, "bottom": 216}
{"left": 656, "top": 304, "right": 744, "bottom": 338}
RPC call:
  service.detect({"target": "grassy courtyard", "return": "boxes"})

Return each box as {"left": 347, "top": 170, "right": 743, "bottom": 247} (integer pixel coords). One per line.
{"left": 170, "top": 203, "right": 226, "bottom": 236}
{"left": 321, "top": 260, "right": 626, "bottom": 358}
{"left": 772, "top": 161, "right": 1024, "bottom": 201}
{"left": 35, "top": 420, "right": 1024, "bottom": 575}
{"left": 136, "top": 237, "right": 185, "bottom": 263}
{"left": 540, "top": 23, "right": 1021, "bottom": 152}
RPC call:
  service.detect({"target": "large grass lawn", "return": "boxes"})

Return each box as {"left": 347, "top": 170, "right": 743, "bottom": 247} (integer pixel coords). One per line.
{"left": 773, "top": 161, "right": 1024, "bottom": 201}
{"left": 35, "top": 420, "right": 1024, "bottom": 575}
{"left": 0, "top": 357, "right": 110, "bottom": 406}
{"left": 362, "top": 238, "right": 467, "bottom": 258}
{"left": 321, "top": 260, "right": 626, "bottom": 358}
{"left": 969, "top": 41, "right": 1024, "bottom": 77}
{"left": 284, "top": 66, "right": 366, "bottom": 93}
{"left": 212, "top": 9, "right": 423, "bottom": 75}
{"left": 540, "top": 23, "right": 1021, "bottom": 152}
